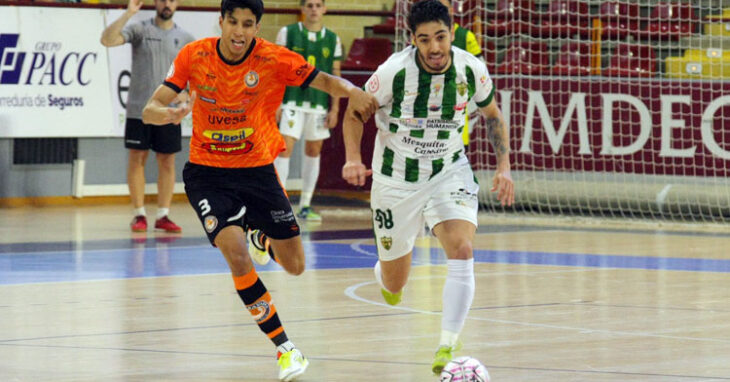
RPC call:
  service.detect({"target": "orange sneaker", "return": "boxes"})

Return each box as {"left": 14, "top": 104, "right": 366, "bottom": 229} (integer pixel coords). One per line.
{"left": 131, "top": 215, "right": 147, "bottom": 232}
{"left": 154, "top": 216, "right": 181, "bottom": 233}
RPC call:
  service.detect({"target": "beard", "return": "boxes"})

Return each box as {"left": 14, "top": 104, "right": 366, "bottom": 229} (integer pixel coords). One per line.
{"left": 158, "top": 8, "right": 173, "bottom": 20}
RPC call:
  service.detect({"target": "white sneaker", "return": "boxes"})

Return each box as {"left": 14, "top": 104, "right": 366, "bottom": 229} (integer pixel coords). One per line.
{"left": 278, "top": 348, "right": 309, "bottom": 381}
{"left": 247, "top": 229, "right": 271, "bottom": 265}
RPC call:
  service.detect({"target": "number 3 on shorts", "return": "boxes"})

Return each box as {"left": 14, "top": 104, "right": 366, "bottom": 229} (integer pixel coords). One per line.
{"left": 198, "top": 199, "right": 211, "bottom": 215}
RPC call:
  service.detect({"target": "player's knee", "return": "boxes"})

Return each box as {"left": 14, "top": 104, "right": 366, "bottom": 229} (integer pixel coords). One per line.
{"left": 450, "top": 240, "right": 473, "bottom": 260}
{"left": 286, "top": 258, "right": 306, "bottom": 276}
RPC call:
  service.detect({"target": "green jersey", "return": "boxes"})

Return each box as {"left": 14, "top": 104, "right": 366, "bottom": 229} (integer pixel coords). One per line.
{"left": 363, "top": 46, "right": 494, "bottom": 188}
{"left": 276, "top": 22, "right": 343, "bottom": 112}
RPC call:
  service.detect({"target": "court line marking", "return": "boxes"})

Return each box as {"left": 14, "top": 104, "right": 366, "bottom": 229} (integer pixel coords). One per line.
{"left": 344, "top": 243, "right": 730, "bottom": 345}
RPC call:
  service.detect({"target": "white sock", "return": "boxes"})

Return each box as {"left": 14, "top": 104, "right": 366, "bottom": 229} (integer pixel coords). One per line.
{"left": 277, "top": 340, "right": 296, "bottom": 355}
{"left": 274, "top": 157, "right": 290, "bottom": 188}
{"left": 440, "top": 258, "right": 475, "bottom": 346}
{"left": 134, "top": 207, "right": 146, "bottom": 217}
{"left": 299, "top": 155, "right": 320, "bottom": 208}
{"left": 156, "top": 208, "right": 169, "bottom": 219}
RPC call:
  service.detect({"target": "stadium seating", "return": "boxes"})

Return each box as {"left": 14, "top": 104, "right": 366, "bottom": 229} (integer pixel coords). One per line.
{"left": 599, "top": 1, "right": 641, "bottom": 39}
{"left": 495, "top": 41, "right": 549, "bottom": 75}
{"left": 666, "top": 48, "right": 730, "bottom": 79}
{"left": 638, "top": 3, "right": 697, "bottom": 41}
{"left": 603, "top": 44, "right": 656, "bottom": 77}
{"left": 452, "top": 0, "right": 483, "bottom": 27}
{"left": 372, "top": 4, "right": 397, "bottom": 35}
{"left": 341, "top": 38, "right": 393, "bottom": 71}
{"left": 482, "top": 40, "right": 497, "bottom": 74}
{"left": 551, "top": 42, "right": 592, "bottom": 76}
{"left": 372, "top": 16, "right": 396, "bottom": 35}
{"left": 484, "top": 0, "right": 536, "bottom": 37}
{"left": 533, "top": 0, "right": 591, "bottom": 38}
{"left": 703, "top": 8, "right": 730, "bottom": 37}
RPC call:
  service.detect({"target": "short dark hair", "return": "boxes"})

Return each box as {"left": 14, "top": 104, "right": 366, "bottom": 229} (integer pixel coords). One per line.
{"left": 408, "top": 0, "right": 451, "bottom": 32}
{"left": 221, "top": 0, "right": 264, "bottom": 22}
{"left": 300, "top": 0, "right": 325, "bottom": 6}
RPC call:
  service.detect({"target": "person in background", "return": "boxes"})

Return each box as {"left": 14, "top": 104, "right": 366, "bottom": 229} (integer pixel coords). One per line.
{"left": 438, "top": 0, "right": 484, "bottom": 152}
{"left": 101, "top": 0, "right": 194, "bottom": 233}
{"left": 273, "top": 0, "right": 343, "bottom": 222}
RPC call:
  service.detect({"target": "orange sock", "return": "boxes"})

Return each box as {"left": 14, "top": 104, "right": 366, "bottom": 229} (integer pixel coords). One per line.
{"left": 233, "top": 270, "right": 287, "bottom": 344}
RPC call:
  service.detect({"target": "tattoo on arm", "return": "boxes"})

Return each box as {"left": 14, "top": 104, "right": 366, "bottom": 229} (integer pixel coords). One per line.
{"left": 486, "top": 117, "right": 508, "bottom": 157}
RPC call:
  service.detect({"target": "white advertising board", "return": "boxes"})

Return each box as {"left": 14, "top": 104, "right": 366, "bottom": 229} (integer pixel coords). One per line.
{"left": 0, "top": 7, "right": 115, "bottom": 137}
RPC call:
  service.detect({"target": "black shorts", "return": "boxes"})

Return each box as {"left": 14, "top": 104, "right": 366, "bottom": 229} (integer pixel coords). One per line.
{"left": 124, "top": 118, "right": 182, "bottom": 153}
{"left": 183, "top": 162, "right": 300, "bottom": 245}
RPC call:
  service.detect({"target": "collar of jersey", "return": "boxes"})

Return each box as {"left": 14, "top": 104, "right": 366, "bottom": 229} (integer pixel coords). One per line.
{"left": 216, "top": 38, "right": 257, "bottom": 66}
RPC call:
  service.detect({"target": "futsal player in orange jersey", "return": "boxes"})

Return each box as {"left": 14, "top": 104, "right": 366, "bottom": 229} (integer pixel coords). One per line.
{"left": 141, "top": 0, "right": 377, "bottom": 380}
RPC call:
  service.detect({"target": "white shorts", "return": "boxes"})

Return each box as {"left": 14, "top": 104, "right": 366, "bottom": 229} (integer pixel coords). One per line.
{"left": 370, "top": 164, "right": 479, "bottom": 261}
{"left": 279, "top": 107, "right": 331, "bottom": 141}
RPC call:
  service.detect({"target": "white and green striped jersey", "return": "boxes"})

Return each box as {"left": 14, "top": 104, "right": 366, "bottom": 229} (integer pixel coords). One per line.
{"left": 276, "top": 23, "right": 343, "bottom": 113}
{"left": 364, "top": 46, "right": 495, "bottom": 189}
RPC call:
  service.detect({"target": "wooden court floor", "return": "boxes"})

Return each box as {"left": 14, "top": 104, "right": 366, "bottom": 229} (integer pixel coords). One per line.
{"left": 0, "top": 202, "right": 729, "bottom": 381}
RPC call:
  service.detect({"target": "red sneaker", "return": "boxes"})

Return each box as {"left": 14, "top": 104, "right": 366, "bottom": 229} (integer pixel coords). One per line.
{"left": 131, "top": 215, "right": 147, "bottom": 232}
{"left": 155, "top": 216, "right": 182, "bottom": 233}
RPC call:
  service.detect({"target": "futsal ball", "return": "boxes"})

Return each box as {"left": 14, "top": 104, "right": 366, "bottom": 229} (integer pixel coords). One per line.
{"left": 439, "top": 356, "right": 490, "bottom": 382}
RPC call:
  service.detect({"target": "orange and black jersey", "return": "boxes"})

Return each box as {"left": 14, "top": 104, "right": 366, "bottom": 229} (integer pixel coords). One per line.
{"left": 164, "top": 37, "right": 318, "bottom": 168}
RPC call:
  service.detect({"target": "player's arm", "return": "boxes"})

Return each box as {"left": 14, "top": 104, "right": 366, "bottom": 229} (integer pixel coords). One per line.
{"left": 142, "top": 85, "right": 196, "bottom": 125}
{"left": 325, "top": 60, "right": 342, "bottom": 129}
{"left": 100, "top": 0, "right": 142, "bottom": 47}
{"left": 308, "top": 72, "right": 377, "bottom": 124}
{"left": 478, "top": 97, "right": 514, "bottom": 206}
{"left": 341, "top": 102, "right": 371, "bottom": 186}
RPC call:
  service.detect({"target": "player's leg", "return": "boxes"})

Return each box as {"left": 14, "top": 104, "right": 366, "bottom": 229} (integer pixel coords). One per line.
{"left": 298, "top": 139, "right": 323, "bottom": 221}
{"left": 297, "top": 113, "right": 330, "bottom": 221}
{"left": 124, "top": 118, "right": 151, "bottom": 231}
{"left": 370, "top": 181, "right": 426, "bottom": 305}
{"left": 424, "top": 165, "right": 480, "bottom": 374}
{"left": 274, "top": 107, "right": 303, "bottom": 187}
{"left": 184, "top": 163, "right": 308, "bottom": 381}
{"left": 243, "top": 164, "right": 307, "bottom": 276}
{"left": 274, "top": 135, "right": 297, "bottom": 186}
{"left": 150, "top": 122, "right": 182, "bottom": 233}
{"left": 430, "top": 220, "right": 476, "bottom": 374}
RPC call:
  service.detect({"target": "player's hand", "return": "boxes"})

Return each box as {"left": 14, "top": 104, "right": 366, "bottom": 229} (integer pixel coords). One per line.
{"left": 347, "top": 88, "right": 378, "bottom": 123}
{"left": 326, "top": 108, "right": 339, "bottom": 129}
{"left": 167, "top": 91, "right": 196, "bottom": 124}
{"left": 490, "top": 167, "right": 514, "bottom": 207}
{"left": 127, "top": 0, "right": 143, "bottom": 15}
{"left": 342, "top": 160, "right": 372, "bottom": 187}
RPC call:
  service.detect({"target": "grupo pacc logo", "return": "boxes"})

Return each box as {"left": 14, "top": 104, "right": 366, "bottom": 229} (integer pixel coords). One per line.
{"left": 0, "top": 33, "right": 98, "bottom": 86}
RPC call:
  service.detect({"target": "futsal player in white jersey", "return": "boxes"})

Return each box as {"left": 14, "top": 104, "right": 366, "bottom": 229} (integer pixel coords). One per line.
{"left": 341, "top": 0, "right": 514, "bottom": 374}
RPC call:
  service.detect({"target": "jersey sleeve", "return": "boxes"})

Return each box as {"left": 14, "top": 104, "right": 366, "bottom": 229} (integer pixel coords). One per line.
{"left": 334, "top": 36, "right": 343, "bottom": 61}
{"left": 121, "top": 22, "right": 142, "bottom": 45}
{"left": 363, "top": 61, "right": 396, "bottom": 107}
{"left": 163, "top": 43, "right": 191, "bottom": 93}
{"left": 277, "top": 46, "right": 317, "bottom": 87}
{"left": 471, "top": 59, "right": 494, "bottom": 108}
{"left": 465, "top": 30, "right": 482, "bottom": 57}
{"left": 275, "top": 26, "right": 287, "bottom": 46}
